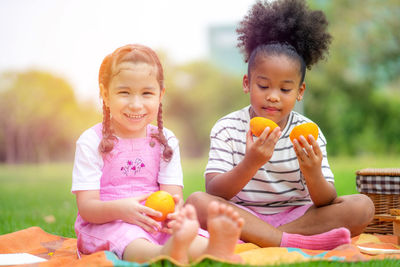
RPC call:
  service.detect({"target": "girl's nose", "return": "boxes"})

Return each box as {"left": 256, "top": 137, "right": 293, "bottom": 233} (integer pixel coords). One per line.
{"left": 129, "top": 96, "right": 143, "bottom": 109}
{"left": 266, "top": 89, "right": 279, "bottom": 102}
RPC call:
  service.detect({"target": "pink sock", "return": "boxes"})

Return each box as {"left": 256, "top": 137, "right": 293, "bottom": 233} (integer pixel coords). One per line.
{"left": 280, "top": 227, "right": 351, "bottom": 250}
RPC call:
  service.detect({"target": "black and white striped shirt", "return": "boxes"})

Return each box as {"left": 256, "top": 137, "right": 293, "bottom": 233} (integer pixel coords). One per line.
{"left": 205, "top": 106, "right": 334, "bottom": 214}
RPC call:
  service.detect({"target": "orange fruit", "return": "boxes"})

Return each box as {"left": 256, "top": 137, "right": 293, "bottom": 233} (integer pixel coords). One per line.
{"left": 145, "top": 190, "right": 175, "bottom": 221}
{"left": 250, "top": 117, "right": 279, "bottom": 137}
{"left": 289, "top": 122, "right": 319, "bottom": 146}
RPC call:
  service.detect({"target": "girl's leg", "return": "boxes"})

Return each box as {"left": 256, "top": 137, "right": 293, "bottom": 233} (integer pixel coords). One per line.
{"left": 122, "top": 238, "right": 163, "bottom": 263}
{"left": 187, "top": 201, "right": 244, "bottom": 263}
{"left": 186, "top": 191, "right": 282, "bottom": 246}
{"left": 123, "top": 204, "right": 199, "bottom": 264}
{"left": 186, "top": 191, "right": 352, "bottom": 250}
{"left": 123, "top": 202, "right": 244, "bottom": 264}
{"left": 278, "top": 194, "right": 374, "bottom": 236}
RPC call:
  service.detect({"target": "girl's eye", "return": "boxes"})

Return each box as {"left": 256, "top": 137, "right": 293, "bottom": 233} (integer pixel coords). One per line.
{"left": 118, "top": 91, "right": 129, "bottom": 95}
{"left": 258, "top": 84, "right": 269, "bottom": 90}
{"left": 281, "top": 88, "right": 292, "bottom": 93}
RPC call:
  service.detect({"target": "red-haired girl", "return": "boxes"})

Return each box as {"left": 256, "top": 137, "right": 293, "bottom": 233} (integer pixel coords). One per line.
{"left": 71, "top": 44, "right": 243, "bottom": 264}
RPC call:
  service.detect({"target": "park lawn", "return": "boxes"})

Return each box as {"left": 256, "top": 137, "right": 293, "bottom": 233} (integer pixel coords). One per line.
{"left": 0, "top": 156, "right": 399, "bottom": 267}
{"left": 0, "top": 155, "right": 398, "bottom": 236}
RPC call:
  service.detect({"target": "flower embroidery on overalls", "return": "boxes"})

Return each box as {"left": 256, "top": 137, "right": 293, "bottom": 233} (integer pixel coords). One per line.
{"left": 120, "top": 158, "right": 145, "bottom": 176}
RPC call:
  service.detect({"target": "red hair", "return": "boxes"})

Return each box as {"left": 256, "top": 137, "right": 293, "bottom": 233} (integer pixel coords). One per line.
{"left": 98, "top": 44, "right": 173, "bottom": 161}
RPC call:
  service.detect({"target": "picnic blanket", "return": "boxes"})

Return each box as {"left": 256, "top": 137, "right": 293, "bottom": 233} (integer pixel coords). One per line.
{"left": 1, "top": 227, "right": 400, "bottom": 266}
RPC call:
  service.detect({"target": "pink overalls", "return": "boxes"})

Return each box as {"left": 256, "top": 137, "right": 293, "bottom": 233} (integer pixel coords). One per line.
{"left": 75, "top": 124, "right": 170, "bottom": 259}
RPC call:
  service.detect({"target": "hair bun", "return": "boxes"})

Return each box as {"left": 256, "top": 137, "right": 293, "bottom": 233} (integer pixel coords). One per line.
{"left": 237, "top": 0, "right": 332, "bottom": 68}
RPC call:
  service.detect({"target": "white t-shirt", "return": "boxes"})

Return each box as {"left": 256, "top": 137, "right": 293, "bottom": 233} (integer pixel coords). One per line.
{"left": 71, "top": 125, "right": 183, "bottom": 193}
{"left": 205, "top": 106, "right": 334, "bottom": 214}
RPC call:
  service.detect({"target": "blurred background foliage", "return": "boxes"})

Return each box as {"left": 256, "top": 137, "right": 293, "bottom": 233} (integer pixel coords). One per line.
{"left": 0, "top": 0, "right": 399, "bottom": 163}
{"left": 306, "top": 0, "right": 400, "bottom": 156}
{"left": 0, "top": 71, "right": 101, "bottom": 163}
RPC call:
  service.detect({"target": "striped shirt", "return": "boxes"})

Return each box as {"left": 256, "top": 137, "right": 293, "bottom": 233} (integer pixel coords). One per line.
{"left": 205, "top": 105, "right": 334, "bottom": 214}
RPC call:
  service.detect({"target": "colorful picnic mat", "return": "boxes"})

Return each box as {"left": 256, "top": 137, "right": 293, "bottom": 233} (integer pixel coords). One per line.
{"left": 0, "top": 227, "right": 400, "bottom": 266}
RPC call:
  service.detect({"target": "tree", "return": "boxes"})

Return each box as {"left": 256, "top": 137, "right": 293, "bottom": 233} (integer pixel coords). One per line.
{"left": 305, "top": 0, "right": 400, "bottom": 155}
{"left": 164, "top": 61, "right": 247, "bottom": 157}
{"left": 0, "top": 70, "right": 100, "bottom": 163}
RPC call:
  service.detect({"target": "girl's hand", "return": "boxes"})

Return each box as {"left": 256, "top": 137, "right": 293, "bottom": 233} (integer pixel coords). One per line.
{"left": 162, "top": 194, "right": 184, "bottom": 234}
{"left": 293, "top": 135, "right": 337, "bottom": 206}
{"left": 292, "top": 135, "right": 323, "bottom": 178}
{"left": 118, "top": 194, "right": 163, "bottom": 234}
{"left": 245, "top": 126, "right": 281, "bottom": 167}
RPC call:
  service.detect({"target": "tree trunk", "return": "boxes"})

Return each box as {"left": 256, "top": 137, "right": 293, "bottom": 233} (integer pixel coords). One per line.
{"left": 4, "top": 121, "right": 17, "bottom": 164}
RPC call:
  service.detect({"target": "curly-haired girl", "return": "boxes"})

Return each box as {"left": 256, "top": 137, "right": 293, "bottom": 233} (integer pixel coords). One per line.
{"left": 187, "top": 0, "right": 374, "bottom": 250}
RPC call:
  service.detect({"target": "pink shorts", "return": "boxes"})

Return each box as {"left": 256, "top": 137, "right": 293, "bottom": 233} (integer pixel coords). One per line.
{"left": 76, "top": 216, "right": 170, "bottom": 259}
{"left": 76, "top": 215, "right": 210, "bottom": 259}
{"left": 236, "top": 203, "right": 313, "bottom": 228}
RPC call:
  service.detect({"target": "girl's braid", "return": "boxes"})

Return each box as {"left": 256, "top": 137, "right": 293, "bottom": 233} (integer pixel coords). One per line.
{"left": 151, "top": 102, "right": 173, "bottom": 161}
{"left": 99, "top": 102, "right": 116, "bottom": 154}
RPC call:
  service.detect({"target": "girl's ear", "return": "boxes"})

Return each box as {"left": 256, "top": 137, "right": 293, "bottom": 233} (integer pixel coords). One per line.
{"left": 100, "top": 83, "right": 109, "bottom": 106}
{"left": 243, "top": 74, "right": 250, "bottom": 94}
{"left": 297, "top": 82, "right": 306, "bottom": 101}
{"left": 159, "top": 87, "right": 166, "bottom": 101}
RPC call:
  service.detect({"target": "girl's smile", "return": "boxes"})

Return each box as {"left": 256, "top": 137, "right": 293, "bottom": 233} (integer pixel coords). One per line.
{"left": 124, "top": 113, "right": 146, "bottom": 120}
{"left": 101, "top": 62, "right": 164, "bottom": 139}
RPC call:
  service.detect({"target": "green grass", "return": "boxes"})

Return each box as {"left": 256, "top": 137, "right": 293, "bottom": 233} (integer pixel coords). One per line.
{"left": 1, "top": 156, "right": 398, "bottom": 237}
{"left": 0, "top": 159, "right": 208, "bottom": 238}
{"left": 0, "top": 163, "right": 77, "bottom": 237}
{"left": 0, "top": 156, "right": 399, "bottom": 266}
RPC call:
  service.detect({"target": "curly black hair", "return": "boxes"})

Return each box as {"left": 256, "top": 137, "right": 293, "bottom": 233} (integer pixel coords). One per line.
{"left": 237, "top": 0, "right": 332, "bottom": 76}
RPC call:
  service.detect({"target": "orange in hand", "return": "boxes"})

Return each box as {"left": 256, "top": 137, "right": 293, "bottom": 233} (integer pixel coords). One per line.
{"left": 289, "top": 122, "right": 319, "bottom": 146}
{"left": 145, "top": 190, "right": 175, "bottom": 221}
{"left": 250, "top": 117, "right": 278, "bottom": 137}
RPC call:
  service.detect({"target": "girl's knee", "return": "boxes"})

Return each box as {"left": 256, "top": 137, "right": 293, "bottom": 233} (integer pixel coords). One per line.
{"left": 186, "top": 191, "right": 224, "bottom": 211}
{"left": 355, "top": 194, "right": 375, "bottom": 220}
{"left": 186, "top": 191, "right": 212, "bottom": 208}
{"left": 185, "top": 191, "right": 218, "bottom": 228}
{"left": 342, "top": 194, "right": 375, "bottom": 224}
{"left": 361, "top": 194, "right": 375, "bottom": 220}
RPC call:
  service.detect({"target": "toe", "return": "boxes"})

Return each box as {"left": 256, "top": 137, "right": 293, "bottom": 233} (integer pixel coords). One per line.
{"left": 208, "top": 201, "right": 220, "bottom": 218}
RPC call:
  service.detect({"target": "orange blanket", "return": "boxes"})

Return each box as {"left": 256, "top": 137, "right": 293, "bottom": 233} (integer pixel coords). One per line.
{"left": 0, "top": 227, "right": 399, "bottom": 266}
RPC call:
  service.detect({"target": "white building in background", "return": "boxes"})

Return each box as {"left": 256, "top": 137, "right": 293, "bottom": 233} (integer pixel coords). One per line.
{"left": 208, "top": 24, "right": 246, "bottom": 75}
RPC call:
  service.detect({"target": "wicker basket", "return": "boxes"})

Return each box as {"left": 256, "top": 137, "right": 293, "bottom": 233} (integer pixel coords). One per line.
{"left": 356, "top": 168, "right": 400, "bottom": 235}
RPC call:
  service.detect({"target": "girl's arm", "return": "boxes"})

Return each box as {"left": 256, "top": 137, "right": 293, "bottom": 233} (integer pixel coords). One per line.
{"left": 293, "top": 135, "right": 337, "bottom": 206}
{"left": 206, "top": 157, "right": 259, "bottom": 200}
{"left": 75, "top": 190, "right": 163, "bottom": 233}
{"left": 206, "top": 127, "right": 281, "bottom": 200}
{"left": 160, "top": 184, "right": 183, "bottom": 210}
{"left": 160, "top": 184, "right": 183, "bottom": 199}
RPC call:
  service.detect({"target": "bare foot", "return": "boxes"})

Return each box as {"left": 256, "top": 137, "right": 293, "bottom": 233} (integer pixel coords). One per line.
{"left": 162, "top": 204, "right": 200, "bottom": 264}
{"left": 205, "top": 201, "right": 244, "bottom": 263}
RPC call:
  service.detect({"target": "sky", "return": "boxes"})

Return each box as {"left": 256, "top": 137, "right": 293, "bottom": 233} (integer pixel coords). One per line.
{"left": 0, "top": 0, "right": 256, "bottom": 101}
